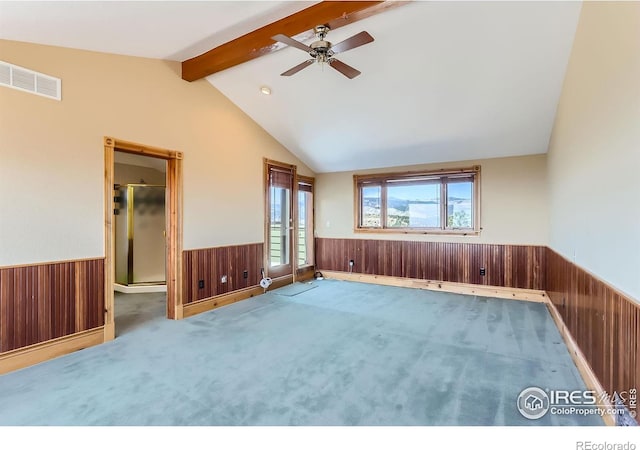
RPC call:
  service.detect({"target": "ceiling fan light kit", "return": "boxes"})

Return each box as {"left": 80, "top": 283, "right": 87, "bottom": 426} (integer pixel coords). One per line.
{"left": 272, "top": 25, "right": 374, "bottom": 79}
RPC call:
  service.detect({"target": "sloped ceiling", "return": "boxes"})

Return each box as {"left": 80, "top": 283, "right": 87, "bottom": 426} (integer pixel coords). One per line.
{"left": 0, "top": 1, "right": 315, "bottom": 60}
{"left": 207, "top": 1, "right": 582, "bottom": 172}
{"left": 0, "top": 1, "right": 582, "bottom": 173}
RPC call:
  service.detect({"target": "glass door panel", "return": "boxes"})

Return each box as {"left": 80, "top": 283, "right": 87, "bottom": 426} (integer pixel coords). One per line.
{"left": 266, "top": 164, "right": 294, "bottom": 278}
{"left": 297, "top": 180, "right": 314, "bottom": 267}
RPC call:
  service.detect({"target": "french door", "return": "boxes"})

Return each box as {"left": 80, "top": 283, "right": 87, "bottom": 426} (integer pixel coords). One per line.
{"left": 296, "top": 176, "right": 314, "bottom": 269}
{"left": 265, "top": 161, "right": 295, "bottom": 278}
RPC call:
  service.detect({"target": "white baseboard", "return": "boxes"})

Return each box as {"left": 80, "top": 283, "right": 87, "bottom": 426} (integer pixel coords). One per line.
{"left": 114, "top": 283, "right": 167, "bottom": 294}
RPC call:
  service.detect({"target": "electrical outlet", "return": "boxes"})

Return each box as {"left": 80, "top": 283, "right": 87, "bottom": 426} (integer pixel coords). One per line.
{"left": 243, "top": 270, "right": 248, "bottom": 279}
{"left": 198, "top": 280, "right": 204, "bottom": 289}
{"left": 221, "top": 275, "right": 228, "bottom": 283}
{"left": 479, "top": 268, "right": 486, "bottom": 276}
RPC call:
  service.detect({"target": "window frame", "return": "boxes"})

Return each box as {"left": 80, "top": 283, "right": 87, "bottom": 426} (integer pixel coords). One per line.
{"left": 353, "top": 166, "right": 481, "bottom": 235}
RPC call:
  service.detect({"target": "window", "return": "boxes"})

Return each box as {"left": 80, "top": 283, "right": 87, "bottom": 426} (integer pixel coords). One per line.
{"left": 354, "top": 166, "right": 480, "bottom": 234}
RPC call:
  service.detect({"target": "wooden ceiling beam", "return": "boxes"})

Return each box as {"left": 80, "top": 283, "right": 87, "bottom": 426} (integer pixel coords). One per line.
{"left": 181, "top": 1, "right": 408, "bottom": 82}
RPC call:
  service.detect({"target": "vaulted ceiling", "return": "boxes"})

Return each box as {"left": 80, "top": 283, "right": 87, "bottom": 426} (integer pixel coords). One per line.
{"left": 0, "top": 1, "right": 316, "bottom": 60}
{"left": 0, "top": 1, "right": 582, "bottom": 173}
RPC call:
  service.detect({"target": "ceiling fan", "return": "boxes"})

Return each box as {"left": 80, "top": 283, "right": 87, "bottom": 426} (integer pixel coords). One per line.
{"left": 272, "top": 25, "right": 374, "bottom": 79}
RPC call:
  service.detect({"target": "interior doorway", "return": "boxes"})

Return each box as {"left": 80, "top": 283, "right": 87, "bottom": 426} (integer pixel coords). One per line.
{"left": 113, "top": 152, "right": 167, "bottom": 335}
{"left": 103, "top": 137, "right": 183, "bottom": 342}
{"left": 113, "top": 152, "right": 167, "bottom": 289}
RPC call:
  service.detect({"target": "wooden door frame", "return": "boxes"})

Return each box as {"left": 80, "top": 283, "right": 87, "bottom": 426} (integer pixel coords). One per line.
{"left": 295, "top": 175, "right": 315, "bottom": 280}
{"left": 104, "top": 137, "right": 184, "bottom": 341}
{"left": 263, "top": 158, "right": 297, "bottom": 281}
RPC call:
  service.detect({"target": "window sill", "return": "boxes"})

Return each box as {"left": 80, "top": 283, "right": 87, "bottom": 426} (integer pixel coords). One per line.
{"left": 354, "top": 228, "right": 481, "bottom": 237}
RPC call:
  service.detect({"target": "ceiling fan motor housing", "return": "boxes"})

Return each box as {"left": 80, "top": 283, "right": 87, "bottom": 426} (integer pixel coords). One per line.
{"left": 273, "top": 25, "right": 373, "bottom": 79}
{"left": 310, "top": 40, "right": 331, "bottom": 51}
{"left": 310, "top": 40, "right": 333, "bottom": 62}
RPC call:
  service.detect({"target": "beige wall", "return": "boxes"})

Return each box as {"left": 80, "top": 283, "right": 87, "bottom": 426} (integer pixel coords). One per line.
{"left": 547, "top": 2, "right": 640, "bottom": 301}
{"left": 0, "top": 39, "right": 313, "bottom": 266}
{"left": 316, "top": 154, "right": 548, "bottom": 245}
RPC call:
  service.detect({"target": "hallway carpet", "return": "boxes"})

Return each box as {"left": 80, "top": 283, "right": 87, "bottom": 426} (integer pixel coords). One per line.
{"left": 0, "top": 280, "right": 601, "bottom": 425}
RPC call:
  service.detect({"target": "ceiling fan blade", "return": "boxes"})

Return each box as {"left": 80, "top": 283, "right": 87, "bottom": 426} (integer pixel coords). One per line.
{"left": 272, "top": 34, "right": 312, "bottom": 53}
{"left": 330, "top": 31, "right": 374, "bottom": 54}
{"left": 280, "top": 59, "right": 315, "bottom": 77}
{"left": 329, "top": 59, "right": 361, "bottom": 79}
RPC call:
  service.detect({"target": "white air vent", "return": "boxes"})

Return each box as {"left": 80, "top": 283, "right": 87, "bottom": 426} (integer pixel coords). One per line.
{"left": 0, "top": 60, "right": 61, "bottom": 101}
{"left": 0, "top": 64, "right": 10, "bottom": 85}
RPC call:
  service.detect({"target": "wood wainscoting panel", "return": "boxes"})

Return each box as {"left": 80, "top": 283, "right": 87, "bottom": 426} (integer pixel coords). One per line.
{"left": 183, "top": 243, "right": 264, "bottom": 304}
{"left": 0, "top": 258, "right": 105, "bottom": 353}
{"left": 315, "top": 238, "right": 545, "bottom": 290}
{"left": 546, "top": 248, "right": 639, "bottom": 413}
{"left": 75, "top": 259, "right": 105, "bottom": 333}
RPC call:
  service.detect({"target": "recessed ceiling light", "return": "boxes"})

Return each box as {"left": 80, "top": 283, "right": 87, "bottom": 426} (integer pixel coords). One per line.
{"left": 260, "top": 86, "right": 271, "bottom": 95}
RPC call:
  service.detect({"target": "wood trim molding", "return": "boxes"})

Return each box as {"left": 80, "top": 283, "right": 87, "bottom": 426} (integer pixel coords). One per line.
{"left": 104, "top": 137, "right": 184, "bottom": 329}
{"left": 297, "top": 174, "right": 315, "bottom": 185}
{"left": 270, "top": 274, "right": 294, "bottom": 290}
{"left": 264, "top": 158, "right": 297, "bottom": 280}
{"left": 104, "top": 137, "right": 182, "bottom": 160}
{"left": 321, "top": 270, "right": 548, "bottom": 303}
{"left": 0, "top": 256, "right": 105, "bottom": 270}
{"left": 167, "top": 157, "right": 184, "bottom": 320}
{"left": 353, "top": 228, "right": 481, "bottom": 236}
{"left": 292, "top": 167, "right": 300, "bottom": 283}
{"left": 0, "top": 327, "right": 104, "bottom": 375}
{"left": 296, "top": 266, "right": 316, "bottom": 282}
{"left": 264, "top": 158, "right": 296, "bottom": 170}
{"left": 474, "top": 165, "right": 482, "bottom": 233}
{"left": 295, "top": 175, "right": 316, "bottom": 278}
{"left": 182, "top": 275, "right": 294, "bottom": 318}
{"left": 545, "top": 300, "right": 616, "bottom": 426}
{"left": 181, "top": 1, "right": 409, "bottom": 81}
{"left": 183, "top": 242, "right": 264, "bottom": 253}
{"left": 183, "top": 285, "right": 264, "bottom": 318}
{"left": 353, "top": 165, "right": 480, "bottom": 183}
{"left": 103, "top": 139, "right": 115, "bottom": 340}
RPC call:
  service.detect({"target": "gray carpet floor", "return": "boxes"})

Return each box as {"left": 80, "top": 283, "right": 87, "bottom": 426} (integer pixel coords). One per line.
{"left": 0, "top": 280, "right": 602, "bottom": 425}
